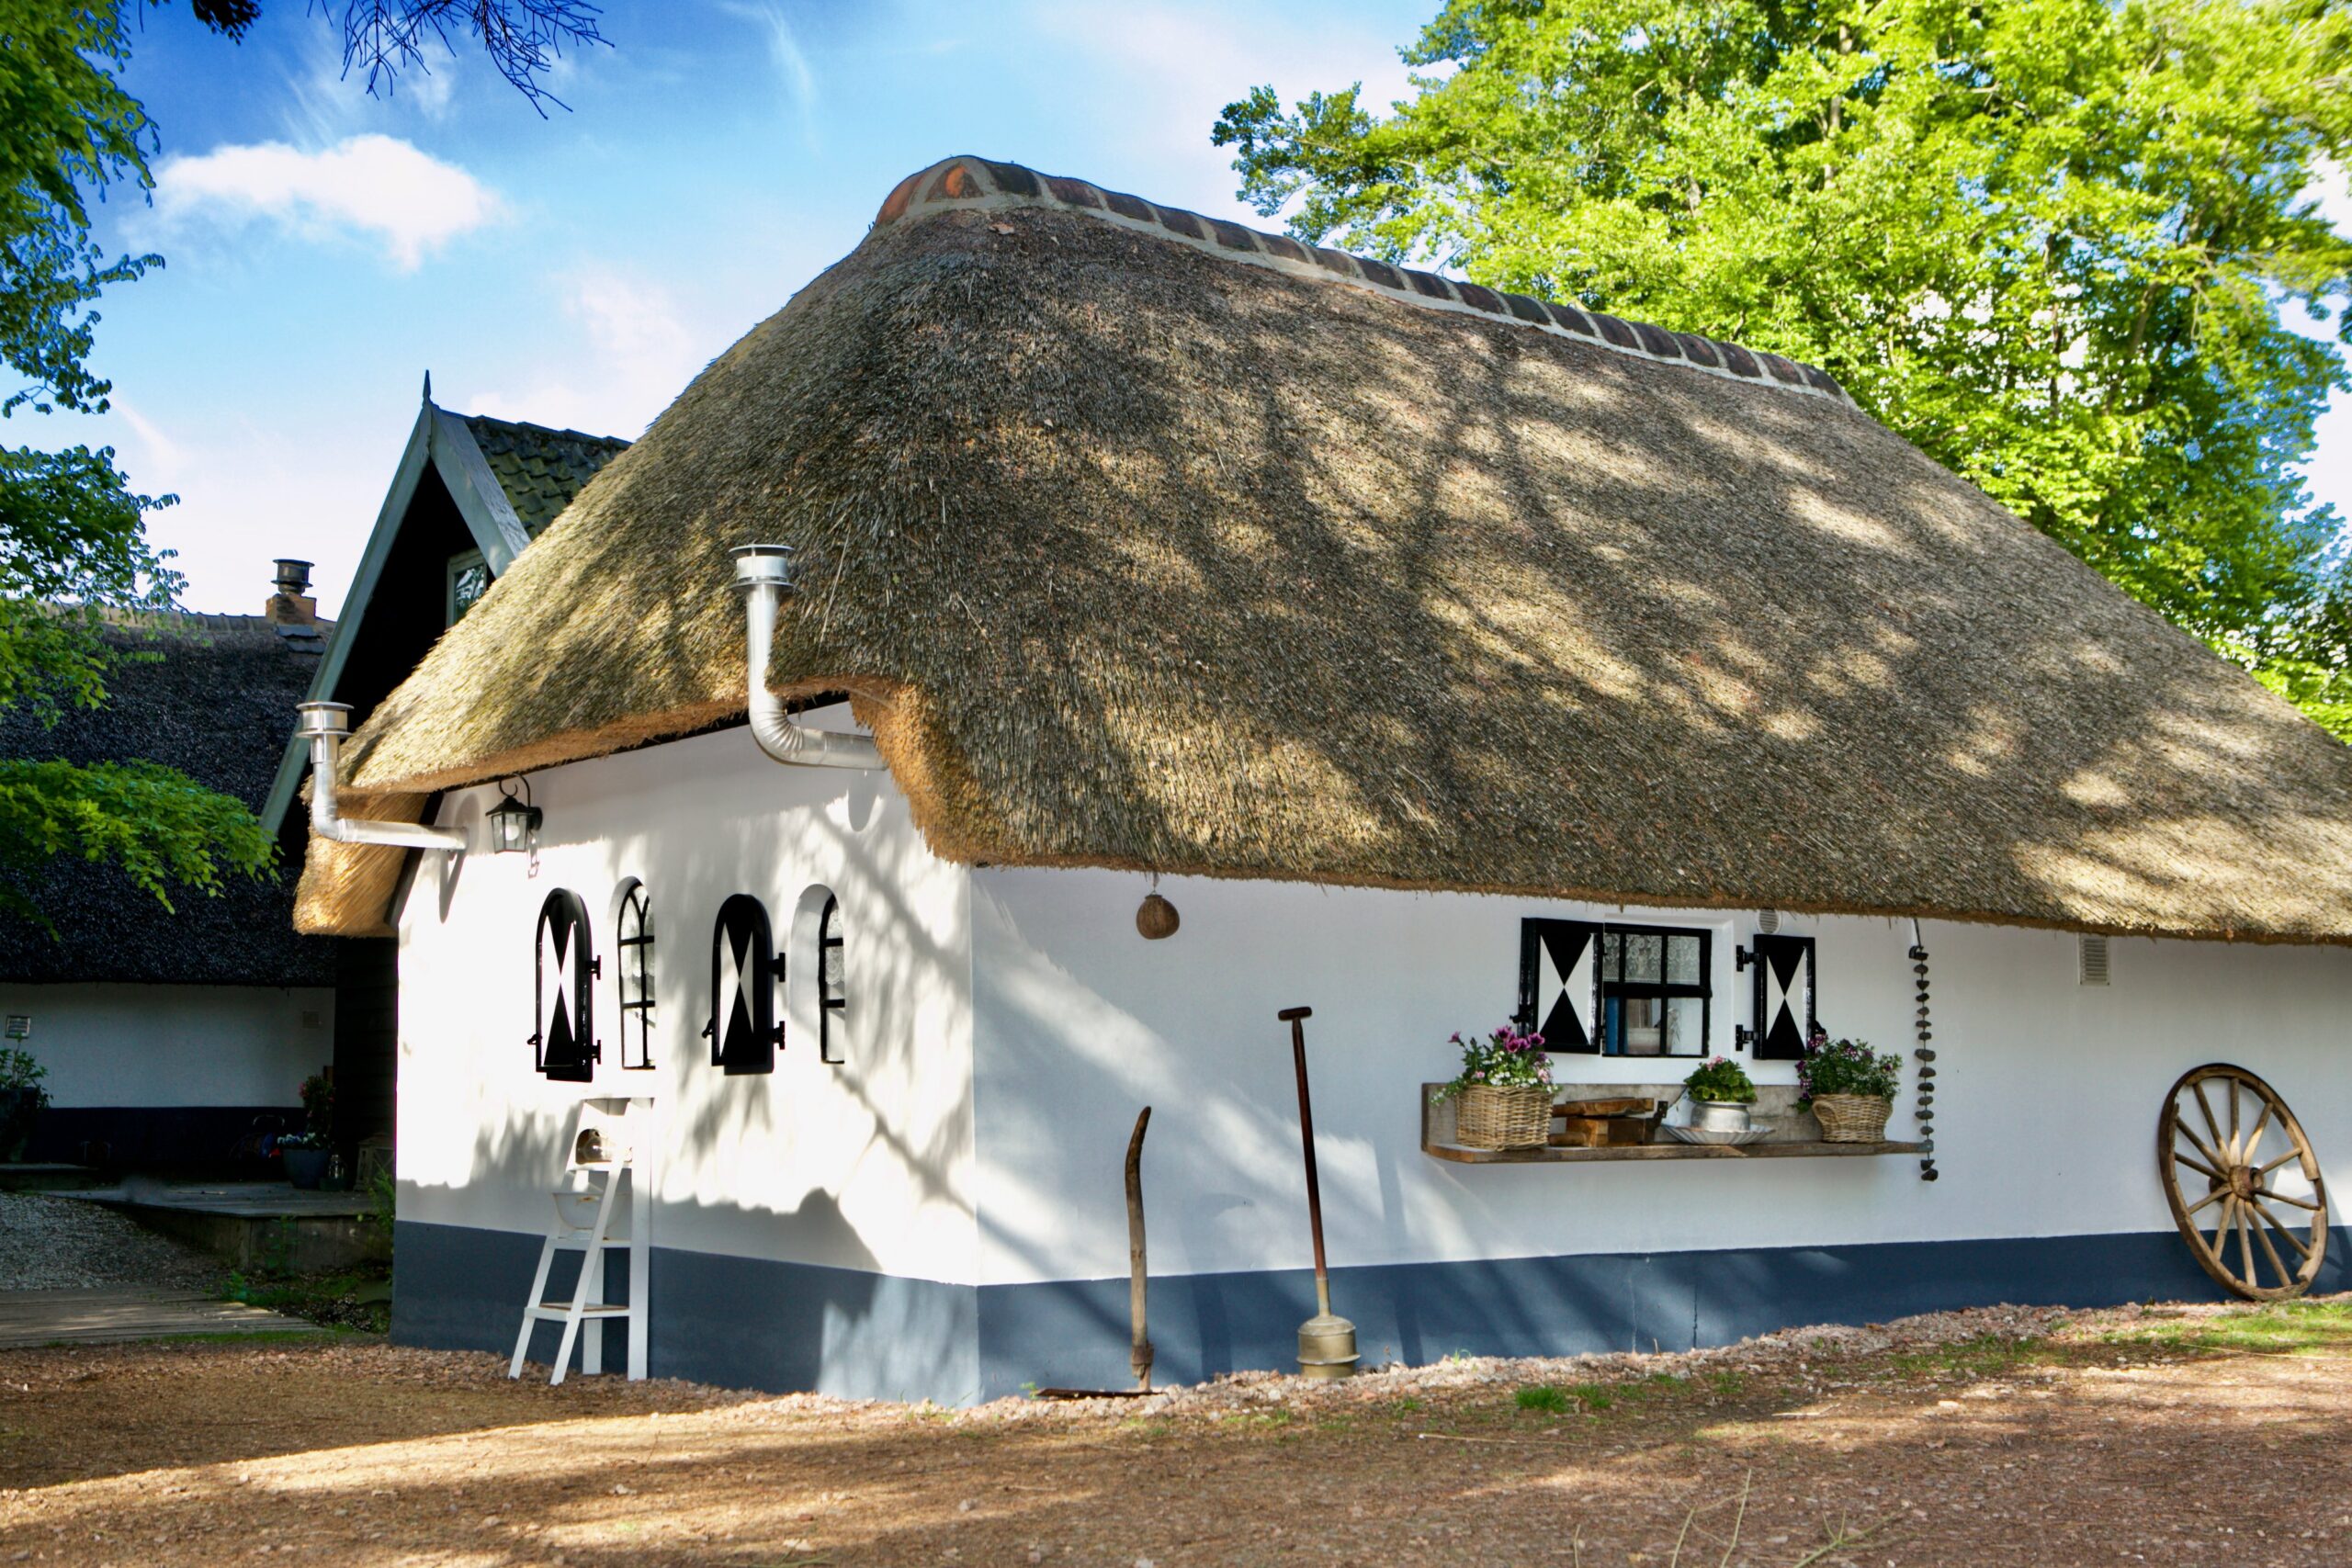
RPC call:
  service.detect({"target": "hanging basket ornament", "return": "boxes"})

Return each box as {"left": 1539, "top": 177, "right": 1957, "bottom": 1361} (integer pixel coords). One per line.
{"left": 1136, "top": 891, "right": 1180, "bottom": 941}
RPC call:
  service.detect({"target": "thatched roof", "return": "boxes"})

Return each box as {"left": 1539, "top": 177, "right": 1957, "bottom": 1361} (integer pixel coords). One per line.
{"left": 4, "top": 613, "right": 337, "bottom": 985}
{"left": 300, "top": 155, "right": 2352, "bottom": 945}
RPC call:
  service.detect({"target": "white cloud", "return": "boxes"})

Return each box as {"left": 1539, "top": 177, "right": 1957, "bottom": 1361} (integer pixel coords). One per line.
{"left": 466, "top": 267, "right": 715, "bottom": 436}
{"left": 722, "top": 3, "right": 821, "bottom": 148}
{"left": 154, "top": 134, "right": 500, "bottom": 270}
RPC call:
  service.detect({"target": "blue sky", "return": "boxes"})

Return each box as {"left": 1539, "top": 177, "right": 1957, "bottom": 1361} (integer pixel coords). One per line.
{"left": 32, "top": 1, "right": 2352, "bottom": 618}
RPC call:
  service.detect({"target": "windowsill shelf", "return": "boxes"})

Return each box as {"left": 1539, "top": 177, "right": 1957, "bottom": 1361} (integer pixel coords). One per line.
{"left": 1419, "top": 1082, "right": 1926, "bottom": 1166}
{"left": 1422, "top": 1137, "right": 1928, "bottom": 1165}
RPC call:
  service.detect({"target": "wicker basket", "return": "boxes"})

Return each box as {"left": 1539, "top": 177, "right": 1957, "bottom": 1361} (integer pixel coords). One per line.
{"left": 1811, "top": 1093, "right": 1894, "bottom": 1144}
{"left": 1455, "top": 1084, "right": 1555, "bottom": 1150}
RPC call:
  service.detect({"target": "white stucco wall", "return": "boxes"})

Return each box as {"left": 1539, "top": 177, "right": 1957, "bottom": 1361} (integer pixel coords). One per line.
{"left": 395, "top": 713, "right": 978, "bottom": 1285}
{"left": 968, "top": 867, "right": 2352, "bottom": 1287}
{"left": 0, "top": 983, "right": 331, "bottom": 1106}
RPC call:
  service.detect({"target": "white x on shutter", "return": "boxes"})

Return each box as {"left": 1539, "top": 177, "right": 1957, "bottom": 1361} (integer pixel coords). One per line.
{"left": 707, "top": 894, "right": 778, "bottom": 1075}
{"left": 534, "top": 889, "right": 596, "bottom": 1082}
{"left": 1520, "top": 919, "right": 1601, "bottom": 1052}
{"left": 1751, "top": 933, "right": 1815, "bottom": 1060}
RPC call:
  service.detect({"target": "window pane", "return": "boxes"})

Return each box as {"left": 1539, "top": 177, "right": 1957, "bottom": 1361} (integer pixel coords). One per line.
{"left": 1622, "top": 932, "right": 1662, "bottom": 985}
{"left": 1618, "top": 995, "right": 1664, "bottom": 1055}
{"left": 1666, "top": 935, "right": 1702, "bottom": 986}
{"left": 1600, "top": 931, "right": 1622, "bottom": 983}
{"left": 1663, "top": 996, "right": 1704, "bottom": 1055}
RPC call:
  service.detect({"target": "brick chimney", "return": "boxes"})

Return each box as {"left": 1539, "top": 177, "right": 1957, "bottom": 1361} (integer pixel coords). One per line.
{"left": 267, "top": 558, "right": 317, "bottom": 625}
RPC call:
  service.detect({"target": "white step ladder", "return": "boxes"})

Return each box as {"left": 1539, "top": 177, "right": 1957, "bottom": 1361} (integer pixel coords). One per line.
{"left": 510, "top": 1097, "right": 650, "bottom": 1384}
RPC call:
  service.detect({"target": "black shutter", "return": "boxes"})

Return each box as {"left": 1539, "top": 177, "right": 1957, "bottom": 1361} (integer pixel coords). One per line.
{"left": 1751, "top": 933, "right": 1815, "bottom": 1060}
{"left": 1519, "top": 919, "right": 1602, "bottom": 1054}
{"left": 533, "top": 889, "right": 599, "bottom": 1082}
{"left": 707, "top": 894, "right": 780, "bottom": 1075}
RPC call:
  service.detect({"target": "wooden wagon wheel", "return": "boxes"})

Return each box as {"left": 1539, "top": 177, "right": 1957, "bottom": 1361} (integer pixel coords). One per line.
{"left": 2156, "top": 1063, "right": 2328, "bottom": 1302}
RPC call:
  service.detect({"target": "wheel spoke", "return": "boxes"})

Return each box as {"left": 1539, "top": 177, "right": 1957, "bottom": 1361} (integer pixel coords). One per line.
{"left": 2257, "top": 1148, "right": 2304, "bottom": 1179}
{"left": 2261, "top": 1189, "right": 2324, "bottom": 1213}
{"left": 2250, "top": 1208, "right": 2291, "bottom": 1287}
{"left": 2236, "top": 1206, "right": 2256, "bottom": 1287}
{"left": 2243, "top": 1100, "right": 2274, "bottom": 1162}
{"left": 2175, "top": 1122, "right": 2226, "bottom": 1175}
{"left": 2251, "top": 1198, "right": 2315, "bottom": 1260}
{"left": 2191, "top": 1082, "right": 2226, "bottom": 1150}
{"left": 2208, "top": 1194, "right": 2237, "bottom": 1262}
{"left": 2184, "top": 1188, "right": 2229, "bottom": 1219}
{"left": 2173, "top": 1148, "right": 2226, "bottom": 1184}
{"left": 2228, "top": 1077, "right": 2241, "bottom": 1149}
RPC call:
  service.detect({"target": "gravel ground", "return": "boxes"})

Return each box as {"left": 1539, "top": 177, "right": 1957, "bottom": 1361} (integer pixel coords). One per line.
{"left": 0, "top": 1192, "right": 222, "bottom": 1292}
{"left": 3, "top": 1295, "right": 2348, "bottom": 1564}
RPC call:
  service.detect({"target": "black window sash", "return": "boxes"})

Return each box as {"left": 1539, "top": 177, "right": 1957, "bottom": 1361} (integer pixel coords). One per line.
{"left": 1595, "top": 924, "right": 1711, "bottom": 1058}
{"left": 616, "top": 885, "right": 655, "bottom": 1071}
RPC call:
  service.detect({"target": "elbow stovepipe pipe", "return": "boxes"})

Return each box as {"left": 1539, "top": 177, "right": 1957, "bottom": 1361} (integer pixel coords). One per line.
{"left": 730, "top": 545, "right": 883, "bottom": 771}
{"left": 294, "top": 702, "right": 469, "bottom": 852}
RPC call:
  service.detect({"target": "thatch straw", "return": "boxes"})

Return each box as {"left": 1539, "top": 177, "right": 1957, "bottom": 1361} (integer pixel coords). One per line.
{"left": 300, "top": 157, "right": 2352, "bottom": 944}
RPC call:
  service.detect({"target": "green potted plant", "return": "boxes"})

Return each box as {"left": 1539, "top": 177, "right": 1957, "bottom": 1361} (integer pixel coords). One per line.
{"left": 284, "top": 1069, "right": 335, "bottom": 1189}
{"left": 1682, "top": 1055, "right": 1757, "bottom": 1134}
{"left": 0, "top": 1048, "right": 50, "bottom": 1162}
{"left": 1433, "top": 1024, "right": 1555, "bottom": 1149}
{"left": 1797, "top": 1029, "right": 1902, "bottom": 1143}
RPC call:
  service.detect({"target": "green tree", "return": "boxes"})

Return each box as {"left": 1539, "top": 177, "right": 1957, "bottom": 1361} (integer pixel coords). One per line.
{"left": 0, "top": 0, "right": 273, "bottom": 923}
{"left": 1, "top": 2, "right": 601, "bottom": 925}
{"left": 1216, "top": 0, "right": 2352, "bottom": 735}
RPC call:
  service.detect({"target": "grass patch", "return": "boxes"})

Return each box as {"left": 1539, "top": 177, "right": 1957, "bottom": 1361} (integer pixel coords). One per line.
{"left": 1227, "top": 1408, "right": 1293, "bottom": 1430}
{"left": 1514, "top": 1385, "right": 1570, "bottom": 1414}
{"left": 2103, "top": 1300, "right": 2352, "bottom": 1357}
{"left": 223, "top": 1265, "right": 391, "bottom": 1334}
{"left": 1706, "top": 1371, "right": 1747, "bottom": 1398}
{"left": 1388, "top": 1396, "right": 1426, "bottom": 1416}
{"left": 1564, "top": 1382, "right": 1614, "bottom": 1412}
{"left": 1888, "top": 1334, "right": 2044, "bottom": 1382}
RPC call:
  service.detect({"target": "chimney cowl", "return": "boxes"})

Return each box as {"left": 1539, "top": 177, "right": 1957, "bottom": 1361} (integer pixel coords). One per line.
{"left": 268, "top": 558, "right": 318, "bottom": 626}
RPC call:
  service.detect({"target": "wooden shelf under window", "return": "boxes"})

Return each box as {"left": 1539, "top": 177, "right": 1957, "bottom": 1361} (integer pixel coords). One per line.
{"left": 1419, "top": 1083, "right": 1927, "bottom": 1165}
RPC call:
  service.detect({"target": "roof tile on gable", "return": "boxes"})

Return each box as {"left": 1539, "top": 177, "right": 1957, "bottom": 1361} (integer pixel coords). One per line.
{"left": 457, "top": 413, "right": 632, "bottom": 536}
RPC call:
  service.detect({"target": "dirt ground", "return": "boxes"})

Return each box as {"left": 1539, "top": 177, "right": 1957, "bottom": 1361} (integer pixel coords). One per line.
{"left": 3, "top": 1298, "right": 2349, "bottom": 1566}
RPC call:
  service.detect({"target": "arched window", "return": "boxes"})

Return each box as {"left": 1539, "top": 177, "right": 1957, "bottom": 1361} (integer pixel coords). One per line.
{"left": 533, "top": 888, "right": 599, "bottom": 1082}
{"left": 614, "top": 881, "right": 655, "bottom": 1071}
{"left": 818, "top": 894, "right": 846, "bottom": 1065}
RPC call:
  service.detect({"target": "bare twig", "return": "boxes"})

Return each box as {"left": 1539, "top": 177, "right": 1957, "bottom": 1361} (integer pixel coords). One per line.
{"left": 1718, "top": 1470, "right": 1752, "bottom": 1568}
{"left": 1787, "top": 1515, "right": 1886, "bottom": 1567}
{"left": 322, "top": 1, "right": 608, "bottom": 113}
{"left": 1667, "top": 1501, "right": 1698, "bottom": 1568}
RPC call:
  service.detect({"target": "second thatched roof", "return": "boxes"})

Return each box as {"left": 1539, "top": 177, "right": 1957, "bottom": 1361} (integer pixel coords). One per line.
{"left": 301, "top": 155, "right": 2352, "bottom": 944}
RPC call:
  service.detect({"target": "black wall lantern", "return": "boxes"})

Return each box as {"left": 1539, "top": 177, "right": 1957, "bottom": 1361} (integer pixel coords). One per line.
{"left": 487, "top": 777, "right": 543, "bottom": 855}
{"left": 532, "top": 887, "right": 601, "bottom": 1081}
{"left": 705, "top": 893, "right": 784, "bottom": 1075}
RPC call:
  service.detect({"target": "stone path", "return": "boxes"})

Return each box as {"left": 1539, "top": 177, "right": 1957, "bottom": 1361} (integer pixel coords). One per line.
{"left": 0, "top": 1286, "right": 317, "bottom": 1349}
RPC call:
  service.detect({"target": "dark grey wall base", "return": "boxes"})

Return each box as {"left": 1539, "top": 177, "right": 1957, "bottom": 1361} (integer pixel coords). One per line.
{"left": 394, "top": 1221, "right": 979, "bottom": 1404}
{"left": 393, "top": 1220, "right": 2347, "bottom": 1406}
{"left": 29, "top": 1105, "right": 302, "bottom": 1171}
{"left": 978, "top": 1226, "right": 2352, "bottom": 1400}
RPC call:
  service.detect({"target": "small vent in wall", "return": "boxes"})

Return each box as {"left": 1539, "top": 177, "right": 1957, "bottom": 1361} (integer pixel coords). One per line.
{"left": 1758, "top": 909, "right": 1781, "bottom": 934}
{"left": 2078, "top": 934, "right": 2111, "bottom": 987}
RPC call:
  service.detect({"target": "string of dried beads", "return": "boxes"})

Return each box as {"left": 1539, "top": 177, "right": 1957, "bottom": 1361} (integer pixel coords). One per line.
{"left": 1911, "top": 942, "right": 1937, "bottom": 1180}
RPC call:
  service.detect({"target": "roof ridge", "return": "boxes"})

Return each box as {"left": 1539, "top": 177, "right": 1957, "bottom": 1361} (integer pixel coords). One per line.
{"left": 454, "top": 410, "right": 633, "bottom": 448}
{"left": 873, "top": 156, "right": 1854, "bottom": 408}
